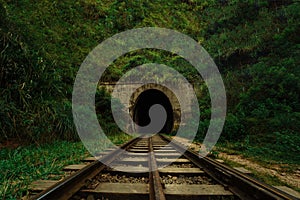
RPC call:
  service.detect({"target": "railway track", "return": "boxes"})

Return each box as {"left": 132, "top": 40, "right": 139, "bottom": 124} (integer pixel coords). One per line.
{"left": 30, "top": 134, "right": 298, "bottom": 200}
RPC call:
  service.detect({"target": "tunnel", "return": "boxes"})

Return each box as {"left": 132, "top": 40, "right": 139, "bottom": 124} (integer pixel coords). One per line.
{"left": 133, "top": 89, "right": 174, "bottom": 134}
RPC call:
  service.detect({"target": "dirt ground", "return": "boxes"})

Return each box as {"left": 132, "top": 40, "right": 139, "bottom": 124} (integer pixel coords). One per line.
{"left": 171, "top": 136, "right": 300, "bottom": 189}
{"left": 0, "top": 138, "right": 22, "bottom": 149}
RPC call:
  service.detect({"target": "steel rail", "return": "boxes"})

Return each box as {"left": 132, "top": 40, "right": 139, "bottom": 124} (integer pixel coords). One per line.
{"left": 30, "top": 137, "right": 141, "bottom": 200}
{"left": 160, "top": 134, "right": 298, "bottom": 200}
{"left": 148, "top": 137, "right": 166, "bottom": 200}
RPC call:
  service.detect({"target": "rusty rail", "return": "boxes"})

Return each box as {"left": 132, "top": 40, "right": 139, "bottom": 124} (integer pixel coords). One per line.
{"left": 148, "top": 137, "right": 166, "bottom": 200}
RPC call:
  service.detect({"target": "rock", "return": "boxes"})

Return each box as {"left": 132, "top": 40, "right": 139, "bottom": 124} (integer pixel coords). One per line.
{"left": 215, "top": 159, "right": 224, "bottom": 163}
{"left": 87, "top": 195, "right": 95, "bottom": 200}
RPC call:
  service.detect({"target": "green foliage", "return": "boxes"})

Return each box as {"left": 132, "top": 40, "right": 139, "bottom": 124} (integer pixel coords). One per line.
{"left": 95, "top": 88, "right": 125, "bottom": 135}
{"left": 0, "top": 0, "right": 299, "bottom": 158}
{"left": 222, "top": 113, "right": 245, "bottom": 142}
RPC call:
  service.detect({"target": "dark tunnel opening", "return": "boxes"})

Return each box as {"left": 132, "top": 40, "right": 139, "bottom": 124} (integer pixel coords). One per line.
{"left": 133, "top": 89, "right": 173, "bottom": 134}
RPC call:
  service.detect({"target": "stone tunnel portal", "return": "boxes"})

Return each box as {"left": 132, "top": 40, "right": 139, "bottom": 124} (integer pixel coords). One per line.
{"left": 133, "top": 89, "right": 174, "bottom": 134}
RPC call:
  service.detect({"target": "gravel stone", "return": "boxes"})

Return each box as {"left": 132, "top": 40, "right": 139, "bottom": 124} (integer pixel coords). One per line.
{"left": 161, "top": 175, "right": 214, "bottom": 184}
{"left": 97, "top": 173, "right": 149, "bottom": 184}
{"left": 166, "top": 163, "right": 197, "bottom": 168}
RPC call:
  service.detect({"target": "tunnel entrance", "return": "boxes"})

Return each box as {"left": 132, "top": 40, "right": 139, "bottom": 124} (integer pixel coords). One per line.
{"left": 133, "top": 89, "right": 173, "bottom": 134}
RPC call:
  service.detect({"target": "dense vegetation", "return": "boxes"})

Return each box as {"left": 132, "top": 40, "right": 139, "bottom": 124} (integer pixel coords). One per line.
{"left": 0, "top": 0, "right": 299, "bottom": 162}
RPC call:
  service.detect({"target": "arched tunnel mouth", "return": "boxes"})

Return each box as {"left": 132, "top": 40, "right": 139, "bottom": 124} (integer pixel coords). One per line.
{"left": 133, "top": 89, "right": 174, "bottom": 134}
